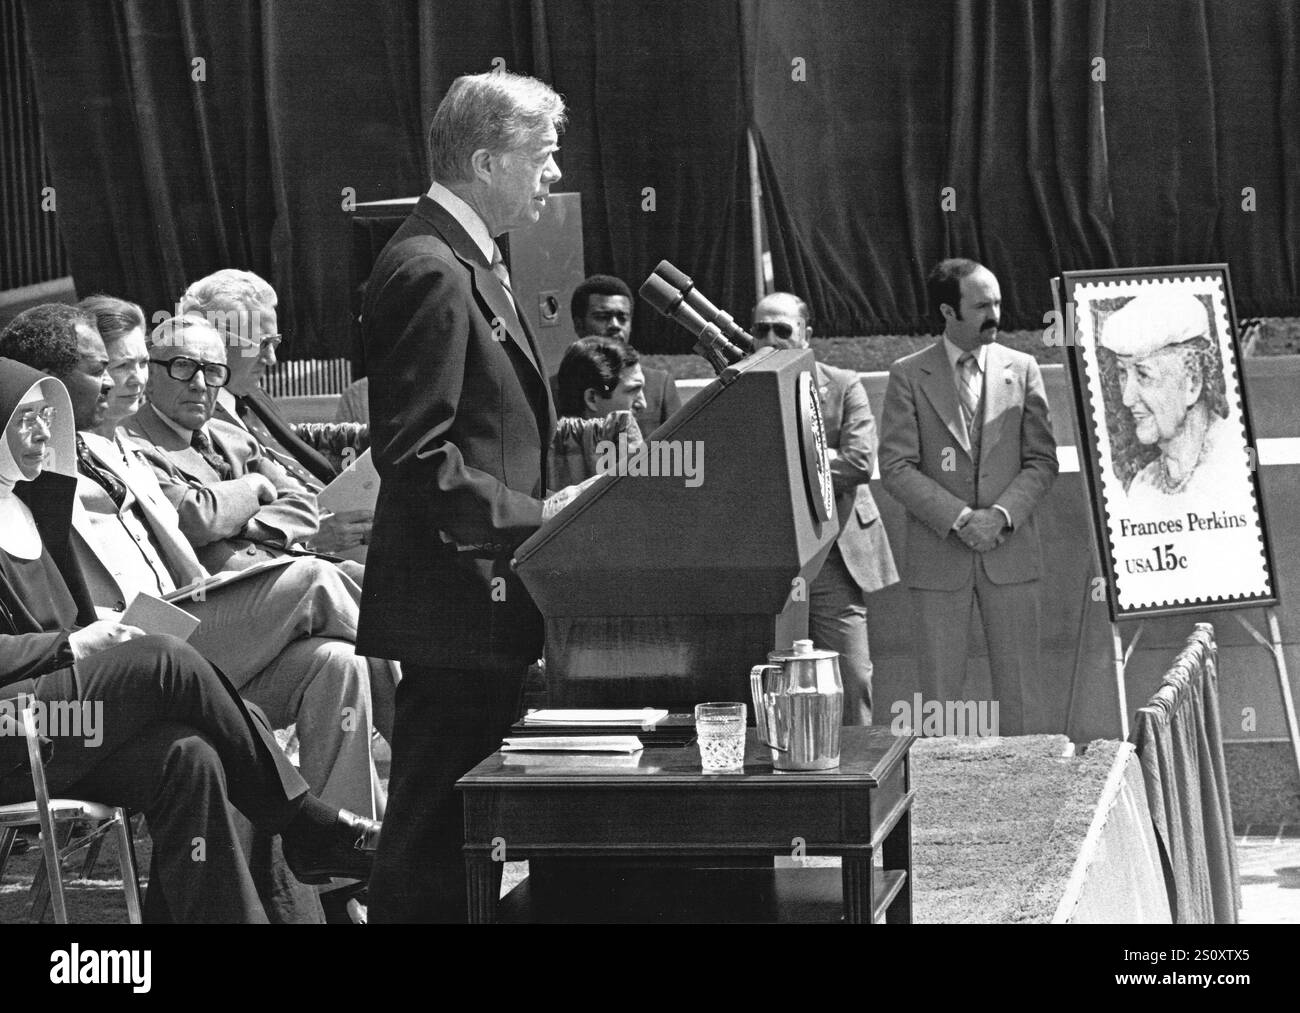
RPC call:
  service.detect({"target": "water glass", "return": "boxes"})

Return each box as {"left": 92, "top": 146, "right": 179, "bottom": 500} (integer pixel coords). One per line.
{"left": 694, "top": 702, "right": 746, "bottom": 773}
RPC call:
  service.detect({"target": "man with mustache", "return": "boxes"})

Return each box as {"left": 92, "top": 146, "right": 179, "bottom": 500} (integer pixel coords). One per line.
{"left": 879, "top": 259, "right": 1058, "bottom": 735}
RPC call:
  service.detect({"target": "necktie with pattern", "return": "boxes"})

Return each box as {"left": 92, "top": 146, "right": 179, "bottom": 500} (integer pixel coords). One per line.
{"left": 75, "top": 434, "right": 127, "bottom": 508}
{"left": 191, "top": 428, "right": 234, "bottom": 480}
{"left": 958, "top": 350, "right": 983, "bottom": 450}
{"left": 489, "top": 243, "right": 525, "bottom": 337}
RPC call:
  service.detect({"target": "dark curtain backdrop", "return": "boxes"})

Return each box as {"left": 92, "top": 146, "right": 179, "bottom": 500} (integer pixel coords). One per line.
{"left": 747, "top": 0, "right": 1300, "bottom": 335}
{"left": 20, "top": 0, "right": 1300, "bottom": 354}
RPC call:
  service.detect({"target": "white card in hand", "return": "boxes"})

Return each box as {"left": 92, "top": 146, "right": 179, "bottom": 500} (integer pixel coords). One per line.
{"left": 121, "top": 592, "right": 200, "bottom": 642}
{"left": 317, "top": 449, "right": 380, "bottom": 513}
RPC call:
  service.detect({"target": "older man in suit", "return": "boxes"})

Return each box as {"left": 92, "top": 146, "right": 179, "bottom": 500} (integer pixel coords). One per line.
{"left": 179, "top": 270, "right": 372, "bottom": 563}
{"left": 1, "top": 299, "right": 388, "bottom": 826}
{"left": 180, "top": 271, "right": 337, "bottom": 480}
{"left": 751, "top": 293, "right": 898, "bottom": 724}
{"left": 359, "top": 71, "right": 590, "bottom": 922}
{"left": 879, "top": 259, "right": 1057, "bottom": 736}
{"left": 121, "top": 315, "right": 329, "bottom": 571}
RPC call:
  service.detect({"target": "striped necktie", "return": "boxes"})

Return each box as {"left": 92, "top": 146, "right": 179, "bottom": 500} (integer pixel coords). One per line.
{"left": 191, "top": 428, "right": 234, "bottom": 481}
{"left": 957, "top": 350, "right": 983, "bottom": 450}
{"left": 75, "top": 435, "right": 127, "bottom": 508}
{"left": 490, "top": 243, "right": 525, "bottom": 336}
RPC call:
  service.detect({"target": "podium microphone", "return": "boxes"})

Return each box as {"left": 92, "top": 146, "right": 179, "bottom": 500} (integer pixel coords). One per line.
{"left": 653, "top": 261, "right": 756, "bottom": 354}
{"left": 639, "top": 273, "right": 746, "bottom": 374}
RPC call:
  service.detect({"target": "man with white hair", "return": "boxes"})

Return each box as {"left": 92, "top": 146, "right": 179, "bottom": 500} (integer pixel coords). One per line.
{"left": 1100, "top": 291, "right": 1233, "bottom": 509}
{"left": 178, "top": 269, "right": 372, "bottom": 556}
{"left": 360, "top": 71, "right": 589, "bottom": 922}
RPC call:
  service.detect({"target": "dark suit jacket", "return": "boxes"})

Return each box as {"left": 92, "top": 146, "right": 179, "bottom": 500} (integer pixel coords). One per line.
{"left": 879, "top": 341, "right": 1057, "bottom": 590}
{"left": 122, "top": 402, "right": 319, "bottom": 573}
{"left": 357, "top": 195, "right": 555, "bottom": 668}
{"left": 816, "top": 362, "right": 898, "bottom": 594}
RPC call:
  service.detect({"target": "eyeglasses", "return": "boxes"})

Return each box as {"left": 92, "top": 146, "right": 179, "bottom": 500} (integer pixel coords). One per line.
{"left": 753, "top": 321, "right": 795, "bottom": 341}
{"left": 16, "top": 406, "right": 57, "bottom": 433}
{"left": 259, "top": 333, "right": 283, "bottom": 351}
{"left": 150, "top": 356, "right": 231, "bottom": 387}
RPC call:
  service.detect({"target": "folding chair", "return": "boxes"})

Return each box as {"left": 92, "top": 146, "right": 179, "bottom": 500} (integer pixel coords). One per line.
{"left": 0, "top": 705, "right": 141, "bottom": 923}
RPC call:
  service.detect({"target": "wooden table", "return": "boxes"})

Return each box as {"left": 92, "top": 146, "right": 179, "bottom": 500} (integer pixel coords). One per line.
{"left": 457, "top": 726, "right": 915, "bottom": 924}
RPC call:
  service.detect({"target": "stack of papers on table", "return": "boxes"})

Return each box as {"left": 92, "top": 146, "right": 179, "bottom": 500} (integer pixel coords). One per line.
{"left": 521, "top": 709, "right": 669, "bottom": 727}
{"left": 500, "top": 735, "right": 644, "bottom": 753}
{"left": 510, "top": 710, "right": 696, "bottom": 747}
{"left": 500, "top": 751, "right": 645, "bottom": 769}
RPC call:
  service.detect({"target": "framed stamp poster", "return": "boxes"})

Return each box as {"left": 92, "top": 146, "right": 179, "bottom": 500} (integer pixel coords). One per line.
{"left": 1058, "top": 264, "right": 1277, "bottom": 620}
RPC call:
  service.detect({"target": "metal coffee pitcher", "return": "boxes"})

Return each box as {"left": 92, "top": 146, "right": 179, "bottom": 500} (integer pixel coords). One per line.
{"left": 749, "top": 639, "right": 843, "bottom": 771}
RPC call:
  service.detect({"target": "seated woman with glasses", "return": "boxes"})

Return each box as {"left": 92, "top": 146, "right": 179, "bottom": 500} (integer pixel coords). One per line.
{"left": 0, "top": 352, "right": 380, "bottom": 922}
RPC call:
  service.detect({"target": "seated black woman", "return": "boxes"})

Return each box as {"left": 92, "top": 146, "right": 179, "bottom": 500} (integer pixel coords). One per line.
{"left": 0, "top": 355, "right": 380, "bottom": 923}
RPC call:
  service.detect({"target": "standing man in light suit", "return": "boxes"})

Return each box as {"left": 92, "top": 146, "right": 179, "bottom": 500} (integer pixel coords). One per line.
{"left": 751, "top": 293, "right": 898, "bottom": 725}
{"left": 359, "top": 71, "right": 589, "bottom": 922}
{"left": 879, "top": 259, "right": 1057, "bottom": 735}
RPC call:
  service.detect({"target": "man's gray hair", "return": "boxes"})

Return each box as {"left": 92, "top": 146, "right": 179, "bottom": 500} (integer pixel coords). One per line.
{"left": 178, "top": 269, "right": 275, "bottom": 344}
{"left": 150, "top": 312, "right": 222, "bottom": 353}
{"left": 427, "top": 71, "right": 566, "bottom": 184}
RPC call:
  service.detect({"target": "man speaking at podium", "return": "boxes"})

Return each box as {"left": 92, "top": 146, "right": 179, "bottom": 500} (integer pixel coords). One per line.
{"left": 358, "top": 71, "right": 588, "bottom": 922}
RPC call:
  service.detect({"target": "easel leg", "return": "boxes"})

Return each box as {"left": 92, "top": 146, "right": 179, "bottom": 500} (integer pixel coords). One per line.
{"left": 1265, "top": 611, "right": 1300, "bottom": 783}
{"left": 1235, "top": 610, "right": 1300, "bottom": 786}
{"left": 1064, "top": 571, "right": 1096, "bottom": 737}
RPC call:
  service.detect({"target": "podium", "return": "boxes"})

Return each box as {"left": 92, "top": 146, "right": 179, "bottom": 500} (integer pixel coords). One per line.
{"left": 515, "top": 347, "right": 840, "bottom": 709}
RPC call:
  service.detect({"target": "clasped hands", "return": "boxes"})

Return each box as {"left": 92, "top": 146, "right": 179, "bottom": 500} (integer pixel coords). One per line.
{"left": 955, "top": 507, "right": 1007, "bottom": 553}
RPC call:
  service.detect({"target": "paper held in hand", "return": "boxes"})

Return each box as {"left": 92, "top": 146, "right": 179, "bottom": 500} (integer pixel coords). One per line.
{"left": 317, "top": 448, "right": 380, "bottom": 513}
{"left": 522, "top": 708, "right": 669, "bottom": 727}
{"left": 500, "top": 736, "right": 645, "bottom": 753}
{"left": 121, "top": 592, "right": 200, "bottom": 642}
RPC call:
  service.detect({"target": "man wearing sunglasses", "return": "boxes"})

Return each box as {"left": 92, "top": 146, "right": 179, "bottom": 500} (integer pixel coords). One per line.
{"left": 752, "top": 293, "right": 898, "bottom": 725}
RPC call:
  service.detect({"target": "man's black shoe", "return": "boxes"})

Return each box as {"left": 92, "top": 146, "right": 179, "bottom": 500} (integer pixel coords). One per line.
{"left": 283, "top": 809, "right": 381, "bottom": 885}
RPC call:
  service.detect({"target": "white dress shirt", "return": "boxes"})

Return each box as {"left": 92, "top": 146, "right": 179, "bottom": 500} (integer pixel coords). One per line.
{"left": 427, "top": 180, "right": 495, "bottom": 261}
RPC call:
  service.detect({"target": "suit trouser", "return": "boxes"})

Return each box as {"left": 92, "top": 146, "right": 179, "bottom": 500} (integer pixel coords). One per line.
{"left": 240, "top": 638, "right": 382, "bottom": 819}
{"left": 910, "top": 562, "right": 1040, "bottom": 736}
{"left": 141, "top": 825, "right": 323, "bottom": 924}
{"left": 17, "top": 635, "right": 308, "bottom": 923}
{"left": 809, "top": 544, "right": 874, "bottom": 725}
{"left": 368, "top": 662, "right": 527, "bottom": 923}
{"left": 184, "top": 557, "right": 389, "bottom": 818}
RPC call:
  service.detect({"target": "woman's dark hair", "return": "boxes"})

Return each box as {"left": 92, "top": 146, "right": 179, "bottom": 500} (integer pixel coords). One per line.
{"left": 556, "top": 335, "right": 639, "bottom": 418}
